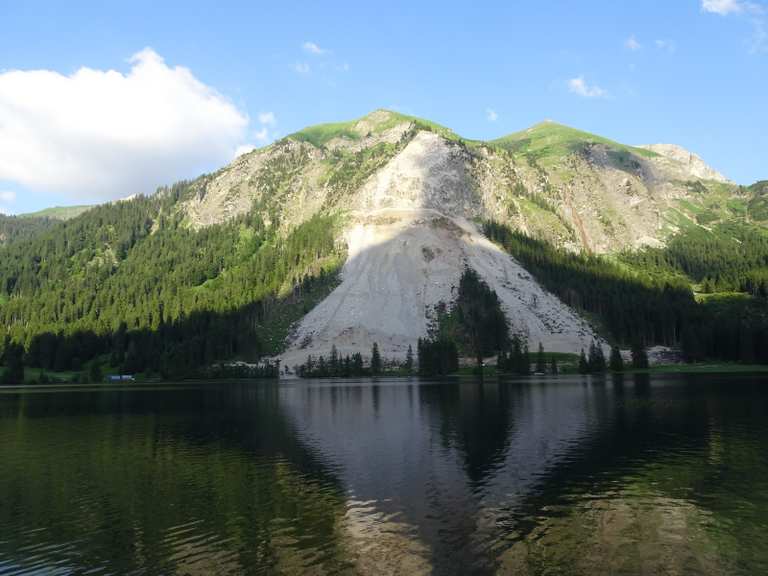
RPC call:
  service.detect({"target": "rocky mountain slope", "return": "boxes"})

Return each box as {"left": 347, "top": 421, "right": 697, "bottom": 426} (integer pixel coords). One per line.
{"left": 169, "top": 109, "right": 753, "bottom": 363}
{"left": 4, "top": 110, "right": 762, "bottom": 371}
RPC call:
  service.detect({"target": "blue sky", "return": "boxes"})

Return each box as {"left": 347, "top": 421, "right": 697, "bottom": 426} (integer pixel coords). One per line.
{"left": 1, "top": 0, "right": 766, "bottom": 214}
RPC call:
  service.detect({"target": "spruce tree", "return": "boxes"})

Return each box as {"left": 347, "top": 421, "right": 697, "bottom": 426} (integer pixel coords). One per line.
{"left": 330, "top": 345, "right": 339, "bottom": 377}
{"left": 0, "top": 341, "right": 25, "bottom": 384}
{"left": 535, "top": 342, "right": 546, "bottom": 374}
{"left": 404, "top": 344, "right": 414, "bottom": 373}
{"left": 588, "top": 341, "right": 606, "bottom": 373}
{"left": 520, "top": 343, "right": 531, "bottom": 375}
{"left": 609, "top": 346, "right": 624, "bottom": 372}
{"left": 88, "top": 361, "right": 103, "bottom": 383}
{"left": 370, "top": 342, "right": 382, "bottom": 375}
{"left": 351, "top": 353, "right": 364, "bottom": 376}
{"left": 631, "top": 342, "right": 649, "bottom": 369}
{"left": 578, "top": 349, "right": 590, "bottom": 374}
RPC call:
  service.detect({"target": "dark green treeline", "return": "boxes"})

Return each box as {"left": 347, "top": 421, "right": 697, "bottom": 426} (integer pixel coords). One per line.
{"left": 0, "top": 182, "right": 344, "bottom": 378}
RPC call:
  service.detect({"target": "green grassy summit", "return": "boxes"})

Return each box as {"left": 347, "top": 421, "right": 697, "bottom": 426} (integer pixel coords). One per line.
{"left": 21, "top": 205, "right": 93, "bottom": 221}
{"left": 287, "top": 109, "right": 466, "bottom": 147}
{"left": 492, "top": 120, "right": 657, "bottom": 162}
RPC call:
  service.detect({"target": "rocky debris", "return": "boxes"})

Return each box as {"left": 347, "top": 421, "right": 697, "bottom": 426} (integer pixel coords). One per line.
{"left": 279, "top": 209, "right": 602, "bottom": 367}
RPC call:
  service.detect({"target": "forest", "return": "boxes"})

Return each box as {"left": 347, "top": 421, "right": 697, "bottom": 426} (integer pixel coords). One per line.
{"left": 0, "top": 182, "right": 344, "bottom": 381}
{"left": 484, "top": 221, "right": 768, "bottom": 364}
{"left": 1, "top": 187, "right": 767, "bottom": 383}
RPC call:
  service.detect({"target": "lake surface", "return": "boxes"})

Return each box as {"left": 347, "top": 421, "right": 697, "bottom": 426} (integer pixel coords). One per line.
{"left": 1, "top": 374, "right": 767, "bottom": 575}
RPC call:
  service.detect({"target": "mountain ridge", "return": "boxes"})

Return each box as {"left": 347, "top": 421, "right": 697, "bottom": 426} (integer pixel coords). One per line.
{"left": 1, "top": 110, "right": 766, "bottom": 377}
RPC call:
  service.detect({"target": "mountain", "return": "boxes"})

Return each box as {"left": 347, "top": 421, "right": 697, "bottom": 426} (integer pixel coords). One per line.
{"left": 20, "top": 205, "right": 93, "bottom": 221}
{"left": 1, "top": 110, "right": 767, "bottom": 377}
{"left": 0, "top": 206, "right": 93, "bottom": 247}
{"left": 188, "top": 111, "right": 748, "bottom": 254}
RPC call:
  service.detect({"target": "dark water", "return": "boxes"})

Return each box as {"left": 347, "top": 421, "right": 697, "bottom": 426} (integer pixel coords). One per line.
{"left": 1, "top": 375, "right": 767, "bottom": 575}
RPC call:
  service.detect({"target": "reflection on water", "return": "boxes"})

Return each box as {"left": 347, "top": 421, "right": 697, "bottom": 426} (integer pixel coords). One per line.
{"left": 0, "top": 374, "right": 767, "bottom": 575}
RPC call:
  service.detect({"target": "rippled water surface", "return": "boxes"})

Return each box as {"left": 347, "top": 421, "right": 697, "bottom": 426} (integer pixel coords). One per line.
{"left": 1, "top": 374, "right": 767, "bottom": 575}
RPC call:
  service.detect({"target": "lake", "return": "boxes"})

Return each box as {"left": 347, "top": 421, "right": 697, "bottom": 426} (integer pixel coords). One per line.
{"left": 1, "top": 374, "right": 767, "bottom": 575}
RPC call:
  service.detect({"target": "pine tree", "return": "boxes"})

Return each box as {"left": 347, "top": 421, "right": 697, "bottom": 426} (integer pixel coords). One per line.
{"left": 370, "top": 342, "right": 382, "bottom": 375}
{"left": 88, "top": 361, "right": 103, "bottom": 383}
{"left": 520, "top": 343, "right": 531, "bottom": 375}
{"left": 497, "top": 350, "right": 507, "bottom": 372}
{"left": 631, "top": 342, "right": 649, "bottom": 369}
{"left": 609, "top": 346, "right": 624, "bottom": 372}
{"left": 549, "top": 356, "right": 558, "bottom": 375}
{"left": 588, "top": 341, "right": 606, "bottom": 373}
{"left": 535, "top": 342, "right": 546, "bottom": 374}
{"left": 351, "top": 352, "right": 364, "bottom": 376}
{"left": 404, "top": 344, "right": 414, "bottom": 373}
{"left": 0, "top": 341, "right": 25, "bottom": 384}
{"left": 578, "top": 349, "right": 590, "bottom": 374}
{"left": 330, "top": 344, "right": 339, "bottom": 376}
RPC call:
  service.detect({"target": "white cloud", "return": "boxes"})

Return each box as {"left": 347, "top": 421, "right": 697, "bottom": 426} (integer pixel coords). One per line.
{"left": 234, "top": 144, "right": 256, "bottom": 158}
{"left": 303, "top": 41, "right": 328, "bottom": 55}
{"left": 625, "top": 35, "right": 642, "bottom": 51}
{"left": 293, "top": 61, "right": 310, "bottom": 74}
{"left": 655, "top": 39, "right": 677, "bottom": 53}
{"left": 701, "top": 0, "right": 765, "bottom": 17}
{"left": 486, "top": 108, "right": 498, "bottom": 122}
{"left": 567, "top": 76, "right": 608, "bottom": 98}
{"left": 702, "top": 0, "right": 748, "bottom": 14}
{"left": 702, "top": 0, "right": 767, "bottom": 53}
{"left": 258, "top": 111, "right": 276, "bottom": 126}
{"left": 0, "top": 48, "right": 250, "bottom": 201}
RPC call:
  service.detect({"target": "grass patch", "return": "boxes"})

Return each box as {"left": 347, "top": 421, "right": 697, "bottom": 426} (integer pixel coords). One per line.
{"left": 289, "top": 120, "right": 361, "bottom": 147}
{"left": 19, "top": 205, "right": 93, "bottom": 221}
{"left": 492, "top": 122, "right": 657, "bottom": 164}
{"left": 630, "top": 363, "right": 768, "bottom": 374}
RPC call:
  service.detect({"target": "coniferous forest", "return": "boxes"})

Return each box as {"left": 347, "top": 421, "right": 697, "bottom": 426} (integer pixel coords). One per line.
{"left": 484, "top": 221, "right": 768, "bottom": 364}
{"left": 0, "top": 182, "right": 344, "bottom": 380}
{"left": 1, "top": 183, "right": 768, "bottom": 383}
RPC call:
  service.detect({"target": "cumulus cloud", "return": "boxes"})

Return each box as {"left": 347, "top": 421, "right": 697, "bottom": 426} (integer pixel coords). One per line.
{"left": 702, "top": 0, "right": 749, "bottom": 14}
{"left": 303, "top": 41, "right": 329, "bottom": 55}
{"left": 567, "top": 76, "right": 608, "bottom": 98}
{"left": 625, "top": 35, "right": 642, "bottom": 51}
{"left": 702, "top": 0, "right": 767, "bottom": 53}
{"left": 486, "top": 108, "right": 498, "bottom": 122}
{"left": 0, "top": 48, "right": 250, "bottom": 201}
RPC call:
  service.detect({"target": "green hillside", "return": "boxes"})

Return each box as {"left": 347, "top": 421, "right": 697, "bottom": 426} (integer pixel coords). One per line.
{"left": 21, "top": 205, "right": 93, "bottom": 220}
{"left": 492, "top": 121, "right": 658, "bottom": 162}
{"left": 1, "top": 112, "right": 767, "bottom": 380}
{"left": 0, "top": 184, "right": 344, "bottom": 378}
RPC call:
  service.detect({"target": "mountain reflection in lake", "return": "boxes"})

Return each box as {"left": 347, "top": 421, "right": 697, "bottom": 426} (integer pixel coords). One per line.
{"left": 1, "top": 375, "right": 767, "bottom": 575}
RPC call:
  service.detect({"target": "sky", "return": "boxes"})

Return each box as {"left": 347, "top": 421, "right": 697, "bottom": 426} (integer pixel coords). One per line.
{"left": 0, "top": 0, "right": 766, "bottom": 214}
